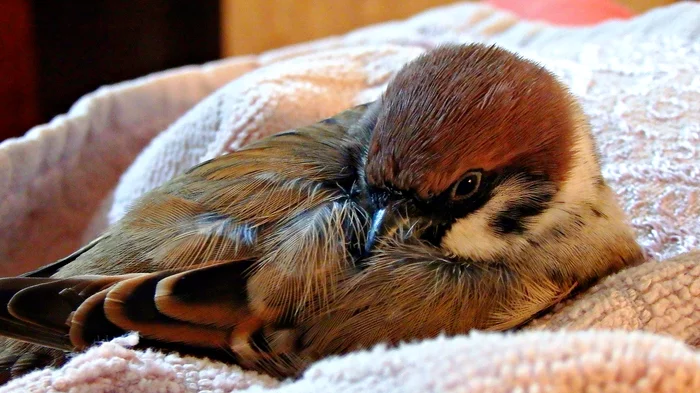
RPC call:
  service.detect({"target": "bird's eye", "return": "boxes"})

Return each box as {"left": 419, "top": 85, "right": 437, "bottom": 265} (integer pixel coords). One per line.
{"left": 451, "top": 172, "right": 482, "bottom": 200}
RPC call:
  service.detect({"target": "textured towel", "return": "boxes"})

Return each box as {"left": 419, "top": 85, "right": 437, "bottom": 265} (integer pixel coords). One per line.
{"left": 0, "top": 2, "right": 699, "bottom": 392}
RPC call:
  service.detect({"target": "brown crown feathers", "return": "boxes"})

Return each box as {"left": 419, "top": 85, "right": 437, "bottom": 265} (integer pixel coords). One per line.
{"left": 366, "top": 44, "right": 575, "bottom": 199}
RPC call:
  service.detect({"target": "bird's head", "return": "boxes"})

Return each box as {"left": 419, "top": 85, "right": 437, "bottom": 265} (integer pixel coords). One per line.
{"left": 362, "top": 44, "right": 600, "bottom": 261}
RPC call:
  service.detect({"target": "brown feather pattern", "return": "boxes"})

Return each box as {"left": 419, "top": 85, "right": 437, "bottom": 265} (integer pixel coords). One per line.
{"left": 0, "top": 44, "right": 643, "bottom": 382}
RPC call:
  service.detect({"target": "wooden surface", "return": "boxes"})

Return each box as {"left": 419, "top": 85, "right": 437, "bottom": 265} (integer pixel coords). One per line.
{"left": 220, "top": 0, "right": 457, "bottom": 56}
{"left": 220, "top": 0, "right": 681, "bottom": 57}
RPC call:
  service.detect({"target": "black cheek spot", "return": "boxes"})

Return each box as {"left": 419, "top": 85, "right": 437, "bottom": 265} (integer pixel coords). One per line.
{"left": 321, "top": 117, "right": 338, "bottom": 125}
{"left": 491, "top": 200, "right": 550, "bottom": 235}
{"left": 492, "top": 215, "right": 525, "bottom": 235}
{"left": 489, "top": 174, "right": 555, "bottom": 235}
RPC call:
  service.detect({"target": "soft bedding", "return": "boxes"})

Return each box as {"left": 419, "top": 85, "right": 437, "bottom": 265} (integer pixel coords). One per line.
{"left": 0, "top": 2, "right": 699, "bottom": 392}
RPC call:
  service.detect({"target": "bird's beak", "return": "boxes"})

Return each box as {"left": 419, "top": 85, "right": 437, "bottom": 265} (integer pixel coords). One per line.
{"left": 363, "top": 202, "right": 399, "bottom": 257}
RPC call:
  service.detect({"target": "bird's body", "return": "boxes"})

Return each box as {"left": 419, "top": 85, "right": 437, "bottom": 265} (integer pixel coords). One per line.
{"left": 0, "top": 44, "right": 643, "bottom": 382}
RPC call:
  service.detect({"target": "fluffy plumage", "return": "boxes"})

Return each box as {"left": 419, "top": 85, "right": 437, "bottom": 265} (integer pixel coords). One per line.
{"left": 0, "top": 44, "right": 643, "bottom": 382}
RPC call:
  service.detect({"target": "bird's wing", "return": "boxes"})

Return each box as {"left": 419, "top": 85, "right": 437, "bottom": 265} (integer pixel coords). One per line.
{"left": 0, "top": 103, "right": 375, "bottom": 376}
{"left": 57, "top": 102, "right": 375, "bottom": 276}
{"left": 0, "top": 261, "right": 254, "bottom": 357}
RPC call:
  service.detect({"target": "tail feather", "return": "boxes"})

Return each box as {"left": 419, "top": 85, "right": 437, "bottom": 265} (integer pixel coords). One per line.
{"left": 0, "top": 259, "right": 264, "bottom": 358}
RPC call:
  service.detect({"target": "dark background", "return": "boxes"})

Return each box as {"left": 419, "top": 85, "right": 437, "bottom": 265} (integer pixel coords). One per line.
{"left": 0, "top": 0, "right": 670, "bottom": 142}
{"left": 0, "top": 1, "right": 221, "bottom": 141}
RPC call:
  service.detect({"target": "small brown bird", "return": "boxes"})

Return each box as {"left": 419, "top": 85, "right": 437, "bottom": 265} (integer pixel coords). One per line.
{"left": 0, "top": 43, "right": 643, "bottom": 382}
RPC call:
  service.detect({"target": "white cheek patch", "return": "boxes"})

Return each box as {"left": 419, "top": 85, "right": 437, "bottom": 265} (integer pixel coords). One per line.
{"left": 442, "top": 105, "right": 603, "bottom": 262}
{"left": 441, "top": 178, "right": 529, "bottom": 261}
{"left": 528, "top": 107, "right": 601, "bottom": 237}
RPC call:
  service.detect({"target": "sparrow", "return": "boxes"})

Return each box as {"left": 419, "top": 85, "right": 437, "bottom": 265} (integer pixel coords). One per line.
{"left": 0, "top": 43, "right": 643, "bottom": 382}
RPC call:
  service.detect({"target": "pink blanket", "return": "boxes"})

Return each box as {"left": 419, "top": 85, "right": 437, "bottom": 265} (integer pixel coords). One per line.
{"left": 0, "top": 2, "right": 698, "bottom": 392}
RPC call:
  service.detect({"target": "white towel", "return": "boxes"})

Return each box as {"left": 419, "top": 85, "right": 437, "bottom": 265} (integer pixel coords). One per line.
{"left": 0, "top": 2, "right": 698, "bottom": 392}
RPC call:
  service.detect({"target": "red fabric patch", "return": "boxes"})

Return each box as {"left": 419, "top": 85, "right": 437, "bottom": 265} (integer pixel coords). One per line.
{"left": 485, "top": 0, "right": 634, "bottom": 25}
